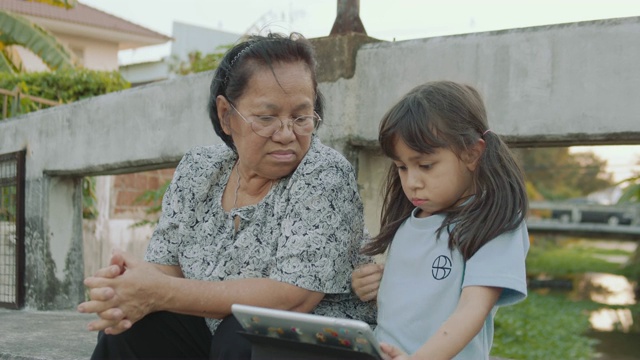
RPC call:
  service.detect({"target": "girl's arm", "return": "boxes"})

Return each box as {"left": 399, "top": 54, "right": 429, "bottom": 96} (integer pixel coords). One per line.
{"left": 413, "top": 285, "right": 501, "bottom": 359}
{"left": 383, "top": 285, "right": 502, "bottom": 360}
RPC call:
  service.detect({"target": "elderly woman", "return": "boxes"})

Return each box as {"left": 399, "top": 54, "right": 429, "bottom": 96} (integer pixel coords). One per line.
{"left": 78, "top": 32, "right": 375, "bottom": 359}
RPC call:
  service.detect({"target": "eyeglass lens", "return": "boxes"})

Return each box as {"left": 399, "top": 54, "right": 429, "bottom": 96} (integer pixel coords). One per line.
{"left": 251, "top": 117, "right": 317, "bottom": 137}
{"left": 228, "top": 101, "right": 319, "bottom": 138}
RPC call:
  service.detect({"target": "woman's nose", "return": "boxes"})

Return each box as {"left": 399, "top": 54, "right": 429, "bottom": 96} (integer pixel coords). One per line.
{"left": 271, "top": 119, "right": 296, "bottom": 140}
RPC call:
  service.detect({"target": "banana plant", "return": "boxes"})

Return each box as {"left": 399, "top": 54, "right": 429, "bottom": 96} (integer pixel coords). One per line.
{"left": 0, "top": 0, "right": 77, "bottom": 73}
{"left": 617, "top": 175, "right": 640, "bottom": 204}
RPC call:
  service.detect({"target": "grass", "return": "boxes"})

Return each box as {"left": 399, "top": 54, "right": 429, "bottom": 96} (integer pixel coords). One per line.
{"left": 526, "top": 238, "right": 633, "bottom": 276}
{"left": 492, "top": 292, "right": 599, "bottom": 360}
{"left": 490, "top": 236, "right": 638, "bottom": 360}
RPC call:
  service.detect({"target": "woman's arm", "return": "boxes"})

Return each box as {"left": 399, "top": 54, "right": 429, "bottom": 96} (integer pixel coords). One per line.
{"left": 80, "top": 251, "right": 324, "bottom": 334}
{"left": 380, "top": 285, "right": 502, "bottom": 360}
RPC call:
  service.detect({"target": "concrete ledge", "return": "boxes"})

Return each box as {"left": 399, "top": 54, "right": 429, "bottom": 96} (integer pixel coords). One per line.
{"left": 0, "top": 309, "right": 511, "bottom": 359}
{"left": 0, "top": 309, "right": 95, "bottom": 360}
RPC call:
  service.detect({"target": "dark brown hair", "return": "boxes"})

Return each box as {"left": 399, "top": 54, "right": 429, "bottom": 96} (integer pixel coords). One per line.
{"left": 362, "top": 81, "right": 528, "bottom": 261}
{"left": 208, "top": 32, "right": 324, "bottom": 152}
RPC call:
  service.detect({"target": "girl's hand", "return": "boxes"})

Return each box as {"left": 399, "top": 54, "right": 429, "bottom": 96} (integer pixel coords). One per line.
{"left": 380, "top": 342, "right": 410, "bottom": 360}
{"left": 351, "top": 263, "right": 384, "bottom": 302}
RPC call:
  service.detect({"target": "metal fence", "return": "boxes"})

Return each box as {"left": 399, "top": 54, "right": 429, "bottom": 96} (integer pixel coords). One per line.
{"left": 0, "top": 151, "right": 25, "bottom": 309}
{"left": 1, "top": 87, "right": 60, "bottom": 120}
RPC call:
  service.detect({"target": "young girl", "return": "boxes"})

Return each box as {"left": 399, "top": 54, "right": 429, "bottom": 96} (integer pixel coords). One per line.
{"left": 353, "top": 81, "right": 529, "bottom": 360}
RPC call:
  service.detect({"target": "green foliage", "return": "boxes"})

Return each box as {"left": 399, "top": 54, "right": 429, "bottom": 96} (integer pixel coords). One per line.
{"left": 513, "top": 147, "right": 613, "bottom": 200}
{"left": 617, "top": 175, "right": 640, "bottom": 204}
{"left": 82, "top": 177, "right": 98, "bottom": 220}
{"left": 621, "top": 243, "right": 640, "bottom": 283}
{"left": 0, "top": 186, "right": 16, "bottom": 222}
{"left": 490, "top": 237, "right": 640, "bottom": 359}
{"left": 526, "top": 238, "right": 631, "bottom": 276}
{"left": 169, "top": 48, "right": 229, "bottom": 75}
{"left": 33, "top": 0, "right": 77, "bottom": 8}
{"left": 0, "top": 69, "right": 129, "bottom": 118}
{"left": 492, "top": 292, "right": 599, "bottom": 360}
{"left": 0, "top": 69, "right": 129, "bottom": 218}
{"left": 130, "top": 179, "right": 170, "bottom": 228}
{"left": 0, "top": 10, "right": 75, "bottom": 73}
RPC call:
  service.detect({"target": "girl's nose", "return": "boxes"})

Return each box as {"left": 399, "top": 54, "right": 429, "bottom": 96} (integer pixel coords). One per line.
{"left": 406, "top": 169, "right": 424, "bottom": 189}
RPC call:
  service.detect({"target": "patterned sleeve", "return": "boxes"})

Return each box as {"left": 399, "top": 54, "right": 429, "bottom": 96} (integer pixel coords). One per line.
{"left": 271, "top": 155, "right": 366, "bottom": 294}
{"left": 144, "top": 150, "right": 195, "bottom": 265}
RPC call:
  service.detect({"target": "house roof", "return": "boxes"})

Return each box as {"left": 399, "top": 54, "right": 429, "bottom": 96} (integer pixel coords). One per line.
{"left": 0, "top": 0, "right": 172, "bottom": 49}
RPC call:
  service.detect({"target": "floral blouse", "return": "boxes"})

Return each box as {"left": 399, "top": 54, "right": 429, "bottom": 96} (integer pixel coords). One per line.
{"left": 145, "top": 136, "right": 376, "bottom": 334}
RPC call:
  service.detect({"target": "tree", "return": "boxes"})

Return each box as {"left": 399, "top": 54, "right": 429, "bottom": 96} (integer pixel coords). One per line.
{"left": 617, "top": 160, "right": 640, "bottom": 287}
{"left": 169, "top": 48, "right": 229, "bottom": 75}
{"left": 0, "top": 0, "right": 76, "bottom": 73}
{"left": 617, "top": 155, "right": 640, "bottom": 203}
{"left": 513, "top": 147, "right": 613, "bottom": 200}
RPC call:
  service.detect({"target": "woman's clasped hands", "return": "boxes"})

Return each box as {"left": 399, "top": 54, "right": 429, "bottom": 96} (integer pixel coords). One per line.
{"left": 77, "top": 250, "right": 170, "bottom": 335}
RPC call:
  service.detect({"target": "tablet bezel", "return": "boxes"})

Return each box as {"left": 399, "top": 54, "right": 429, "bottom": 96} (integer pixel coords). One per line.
{"left": 231, "top": 303, "right": 383, "bottom": 359}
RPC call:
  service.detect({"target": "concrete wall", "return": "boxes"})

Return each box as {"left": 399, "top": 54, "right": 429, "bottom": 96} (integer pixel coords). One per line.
{"left": 1, "top": 17, "right": 639, "bottom": 309}
{"left": 319, "top": 17, "right": 640, "bottom": 149}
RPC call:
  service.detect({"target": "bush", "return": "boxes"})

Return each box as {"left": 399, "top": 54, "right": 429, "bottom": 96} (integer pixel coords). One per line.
{"left": 1, "top": 69, "right": 130, "bottom": 218}
{"left": 0, "top": 69, "right": 130, "bottom": 118}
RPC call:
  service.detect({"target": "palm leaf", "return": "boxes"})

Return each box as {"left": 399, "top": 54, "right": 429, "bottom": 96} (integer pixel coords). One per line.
{"left": 25, "top": 0, "right": 77, "bottom": 8}
{"left": 617, "top": 182, "right": 640, "bottom": 204}
{"left": 0, "top": 49, "right": 17, "bottom": 74}
{"left": 0, "top": 54, "right": 16, "bottom": 73}
{"left": 0, "top": 10, "right": 75, "bottom": 71}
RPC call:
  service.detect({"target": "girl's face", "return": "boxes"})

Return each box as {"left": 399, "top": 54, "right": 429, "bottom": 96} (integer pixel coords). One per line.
{"left": 217, "top": 61, "right": 315, "bottom": 180}
{"left": 392, "top": 139, "right": 483, "bottom": 218}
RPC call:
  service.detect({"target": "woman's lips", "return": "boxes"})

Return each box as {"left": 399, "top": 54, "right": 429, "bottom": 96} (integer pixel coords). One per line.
{"left": 270, "top": 150, "right": 295, "bottom": 161}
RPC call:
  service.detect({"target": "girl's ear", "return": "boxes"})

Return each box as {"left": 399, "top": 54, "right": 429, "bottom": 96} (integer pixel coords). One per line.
{"left": 464, "top": 138, "right": 486, "bottom": 172}
{"left": 216, "top": 95, "right": 232, "bottom": 135}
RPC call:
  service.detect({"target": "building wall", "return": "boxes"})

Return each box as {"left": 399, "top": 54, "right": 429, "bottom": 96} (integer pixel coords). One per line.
{"left": 57, "top": 34, "right": 119, "bottom": 71}
{"left": 110, "top": 169, "right": 175, "bottom": 219}
{"left": 10, "top": 33, "right": 119, "bottom": 72}
{"left": 2, "top": 17, "right": 640, "bottom": 309}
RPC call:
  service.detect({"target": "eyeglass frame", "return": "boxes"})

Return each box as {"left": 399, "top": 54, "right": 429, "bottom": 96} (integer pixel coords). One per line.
{"left": 227, "top": 100, "right": 322, "bottom": 138}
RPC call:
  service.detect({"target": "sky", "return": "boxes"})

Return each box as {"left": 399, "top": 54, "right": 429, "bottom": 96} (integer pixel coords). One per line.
{"left": 81, "top": 0, "right": 640, "bottom": 182}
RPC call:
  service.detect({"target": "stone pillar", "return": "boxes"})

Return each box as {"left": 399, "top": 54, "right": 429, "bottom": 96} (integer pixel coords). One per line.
{"left": 24, "top": 176, "right": 84, "bottom": 309}
{"left": 310, "top": 34, "right": 381, "bottom": 171}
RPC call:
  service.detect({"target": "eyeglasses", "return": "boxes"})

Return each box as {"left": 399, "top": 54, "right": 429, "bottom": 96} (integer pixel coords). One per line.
{"left": 228, "top": 102, "right": 321, "bottom": 138}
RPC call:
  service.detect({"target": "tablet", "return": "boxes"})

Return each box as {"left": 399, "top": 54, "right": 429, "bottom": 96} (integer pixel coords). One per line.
{"left": 231, "top": 304, "right": 383, "bottom": 359}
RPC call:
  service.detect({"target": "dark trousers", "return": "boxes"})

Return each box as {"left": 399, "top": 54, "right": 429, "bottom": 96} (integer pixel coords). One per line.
{"left": 91, "top": 311, "right": 252, "bottom": 359}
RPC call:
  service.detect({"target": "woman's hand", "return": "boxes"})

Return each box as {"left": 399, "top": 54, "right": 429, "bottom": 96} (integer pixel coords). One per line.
{"left": 351, "top": 263, "right": 384, "bottom": 302}
{"left": 78, "top": 250, "right": 168, "bottom": 335}
{"left": 380, "top": 343, "right": 409, "bottom": 360}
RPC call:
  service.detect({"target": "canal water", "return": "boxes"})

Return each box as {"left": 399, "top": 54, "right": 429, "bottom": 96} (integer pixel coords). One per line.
{"left": 581, "top": 272, "right": 639, "bottom": 359}
{"left": 532, "top": 240, "right": 639, "bottom": 359}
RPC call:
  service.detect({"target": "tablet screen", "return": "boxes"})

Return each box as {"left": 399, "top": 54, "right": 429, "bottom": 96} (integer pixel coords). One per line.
{"left": 232, "top": 304, "right": 383, "bottom": 359}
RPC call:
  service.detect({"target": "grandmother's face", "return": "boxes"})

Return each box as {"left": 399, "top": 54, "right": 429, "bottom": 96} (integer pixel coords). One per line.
{"left": 218, "top": 61, "right": 315, "bottom": 180}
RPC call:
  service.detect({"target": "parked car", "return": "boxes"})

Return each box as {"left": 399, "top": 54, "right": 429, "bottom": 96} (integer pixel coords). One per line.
{"left": 550, "top": 199, "right": 635, "bottom": 226}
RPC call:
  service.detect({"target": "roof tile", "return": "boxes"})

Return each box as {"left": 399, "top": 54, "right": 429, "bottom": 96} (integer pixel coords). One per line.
{"left": 0, "top": 0, "right": 171, "bottom": 41}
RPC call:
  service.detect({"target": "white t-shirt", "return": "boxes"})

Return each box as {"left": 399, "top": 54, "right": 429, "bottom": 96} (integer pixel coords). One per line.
{"left": 374, "top": 208, "right": 529, "bottom": 359}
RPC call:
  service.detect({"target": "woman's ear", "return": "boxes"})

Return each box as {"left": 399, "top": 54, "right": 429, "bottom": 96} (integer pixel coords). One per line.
{"left": 216, "top": 95, "right": 232, "bottom": 135}
{"left": 464, "top": 138, "right": 486, "bottom": 171}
